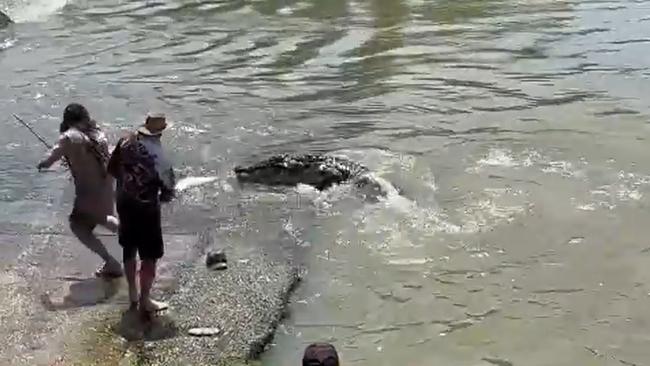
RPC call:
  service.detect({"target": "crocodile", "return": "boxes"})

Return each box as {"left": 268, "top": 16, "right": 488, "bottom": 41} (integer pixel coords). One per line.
{"left": 233, "top": 153, "right": 392, "bottom": 198}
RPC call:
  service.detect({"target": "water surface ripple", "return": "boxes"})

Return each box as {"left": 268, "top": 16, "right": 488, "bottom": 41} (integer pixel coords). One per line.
{"left": 1, "top": 0, "right": 650, "bottom": 365}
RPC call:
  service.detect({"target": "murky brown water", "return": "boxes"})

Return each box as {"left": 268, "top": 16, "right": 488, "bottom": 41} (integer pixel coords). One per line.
{"left": 1, "top": 0, "right": 650, "bottom": 365}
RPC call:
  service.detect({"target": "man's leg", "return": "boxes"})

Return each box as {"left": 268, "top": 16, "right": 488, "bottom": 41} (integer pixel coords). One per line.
{"left": 138, "top": 205, "right": 167, "bottom": 312}
{"left": 69, "top": 213, "right": 122, "bottom": 277}
{"left": 139, "top": 259, "right": 166, "bottom": 311}
{"left": 123, "top": 251, "right": 138, "bottom": 308}
{"left": 117, "top": 199, "right": 136, "bottom": 306}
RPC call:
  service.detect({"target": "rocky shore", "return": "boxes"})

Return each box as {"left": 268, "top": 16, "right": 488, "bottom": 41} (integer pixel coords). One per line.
{"left": 0, "top": 178, "right": 306, "bottom": 366}
{"left": 63, "top": 229, "right": 302, "bottom": 366}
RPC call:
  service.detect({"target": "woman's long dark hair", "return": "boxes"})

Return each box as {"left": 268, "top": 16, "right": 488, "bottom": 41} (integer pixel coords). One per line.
{"left": 59, "top": 103, "right": 110, "bottom": 176}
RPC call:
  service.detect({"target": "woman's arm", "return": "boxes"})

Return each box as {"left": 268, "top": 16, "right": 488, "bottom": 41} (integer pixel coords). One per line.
{"left": 37, "top": 135, "right": 67, "bottom": 170}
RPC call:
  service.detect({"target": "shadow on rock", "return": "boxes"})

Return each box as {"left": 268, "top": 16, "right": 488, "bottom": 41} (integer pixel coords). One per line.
{"left": 40, "top": 277, "right": 121, "bottom": 311}
{"left": 116, "top": 308, "right": 178, "bottom": 342}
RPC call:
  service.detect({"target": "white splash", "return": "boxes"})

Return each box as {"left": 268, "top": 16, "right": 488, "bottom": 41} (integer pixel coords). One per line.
{"left": 541, "top": 160, "right": 577, "bottom": 177}
{"left": 477, "top": 148, "right": 518, "bottom": 168}
{"left": 575, "top": 203, "right": 596, "bottom": 211}
{"left": 387, "top": 258, "right": 429, "bottom": 266}
{"left": 276, "top": 6, "right": 294, "bottom": 15}
{"left": 0, "top": 38, "right": 16, "bottom": 51}
{"left": 617, "top": 188, "right": 642, "bottom": 201}
{"left": 8, "top": 0, "right": 68, "bottom": 23}
{"left": 175, "top": 176, "right": 218, "bottom": 192}
{"left": 468, "top": 147, "right": 583, "bottom": 180}
{"left": 177, "top": 125, "right": 208, "bottom": 135}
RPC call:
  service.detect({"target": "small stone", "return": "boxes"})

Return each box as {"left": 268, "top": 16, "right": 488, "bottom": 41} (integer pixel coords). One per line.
{"left": 206, "top": 249, "right": 227, "bottom": 270}
{"left": 188, "top": 327, "right": 221, "bottom": 337}
{"left": 567, "top": 237, "right": 584, "bottom": 245}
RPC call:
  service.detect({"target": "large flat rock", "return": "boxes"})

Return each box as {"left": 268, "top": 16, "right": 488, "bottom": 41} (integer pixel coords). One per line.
{"left": 140, "top": 238, "right": 300, "bottom": 365}
{"left": 0, "top": 192, "right": 304, "bottom": 366}
{"left": 0, "top": 229, "right": 208, "bottom": 365}
{"left": 59, "top": 229, "right": 301, "bottom": 366}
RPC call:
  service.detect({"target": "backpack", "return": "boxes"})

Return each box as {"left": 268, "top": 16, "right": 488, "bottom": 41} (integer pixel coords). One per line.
{"left": 109, "top": 132, "right": 161, "bottom": 203}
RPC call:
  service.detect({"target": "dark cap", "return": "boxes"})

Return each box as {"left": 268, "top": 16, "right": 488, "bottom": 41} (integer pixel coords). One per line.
{"left": 302, "top": 343, "right": 339, "bottom": 366}
{"left": 62, "top": 103, "right": 90, "bottom": 124}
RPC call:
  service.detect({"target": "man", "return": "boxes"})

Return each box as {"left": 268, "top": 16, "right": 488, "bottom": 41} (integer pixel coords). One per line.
{"left": 107, "top": 113, "right": 175, "bottom": 313}
{"left": 38, "top": 103, "right": 123, "bottom": 278}
{"left": 302, "top": 343, "right": 340, "bottom": 366}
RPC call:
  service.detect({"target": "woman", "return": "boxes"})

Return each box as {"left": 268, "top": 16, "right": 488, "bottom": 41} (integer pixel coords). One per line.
{"left": 38, "top": 103, "right": 123, "bottom": 278}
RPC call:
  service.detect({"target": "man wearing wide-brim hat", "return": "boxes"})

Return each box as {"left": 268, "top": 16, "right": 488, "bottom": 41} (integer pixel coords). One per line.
{"left": 137, "top": 113, "right": 168, "bottom": 136}
{"left": 107, "top": 112, "right": 176, "bottom": 314}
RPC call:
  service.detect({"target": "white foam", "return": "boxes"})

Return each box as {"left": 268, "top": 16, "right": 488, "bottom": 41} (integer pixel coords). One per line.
{"left": 468, "top": 148, "right": 583, "bottom": 180}
{"left": 575, "top": 203, "right": 596, "bottom": 211}
{"left": 387, "top": 258, "right": 429, "bottom": 266}
{"left": 276, "top": 6, "right": 294, "bottom": 15}
{"left": 295, "top": 183, "right": 319, "bottom": 196}
{"left": 8, "top": 0, "right": 68, "bottom": 23}
{"left": 542, "top": 161, "right": 577, "bottom": 177}
{"left": 331, "top": 149, "right": 439, "bottom": 200}
{"left": 345, "top": 184, "right": 461, "bottom": 256}
{"left": 0, "top": 38, "right": 16, "bottom": 51}
{"left": 568, "top": 237, "right": 584, "bottom": 245}
{"left": 617, "top": 188, "right": 642, "bottom": 201}
{"left": 373, "top": 175, "right": 400, "bottom": 197}
{"left": 177, "top": 125, "right": 208, "bottom": 135}
{"left": 477, "top": 148, "right": 517, "bottom": 168}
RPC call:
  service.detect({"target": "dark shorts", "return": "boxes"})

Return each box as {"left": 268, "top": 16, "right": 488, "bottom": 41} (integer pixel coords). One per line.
{"left": 116, "top": 196, "right": 164, "bottom": 261}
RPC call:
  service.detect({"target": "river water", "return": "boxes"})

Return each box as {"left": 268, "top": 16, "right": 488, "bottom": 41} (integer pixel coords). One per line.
{"left": 1, "top": 0, "right": 650, "bottom": 365}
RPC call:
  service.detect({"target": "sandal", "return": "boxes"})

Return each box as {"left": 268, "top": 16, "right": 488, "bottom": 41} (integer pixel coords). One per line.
{"left": 140, "top": 298, "right": 169, "bottom": 312}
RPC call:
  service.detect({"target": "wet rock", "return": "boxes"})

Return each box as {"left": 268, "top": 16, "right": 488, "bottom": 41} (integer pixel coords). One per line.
{"left": 134, "top": 228, "right": 302, "bottom": 365}
{"left": 0, "top": 11, "right": 12, "bottom": 28}
{"left": 206, "top": 249, "right": 227, "bottom": 271}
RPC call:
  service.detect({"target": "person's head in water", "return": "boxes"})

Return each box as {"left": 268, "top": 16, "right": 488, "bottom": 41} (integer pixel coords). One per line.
{"left": 137, "top": 112, "right": 168, "bottom": 139}
{"left": 60, "top": 103, "right": 91, "bottom": 133}
{"left": 302, "top": 343, "right": 339, "bottom": 366}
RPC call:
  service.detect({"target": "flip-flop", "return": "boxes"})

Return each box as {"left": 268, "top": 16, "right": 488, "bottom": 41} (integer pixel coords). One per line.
{"left": 140, "top": 299, "right": 169, "bottom": 312}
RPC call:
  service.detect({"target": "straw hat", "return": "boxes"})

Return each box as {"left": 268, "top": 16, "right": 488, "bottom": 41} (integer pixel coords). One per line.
{"left": 137, "top": 113, "right": 168, "bottom": 136}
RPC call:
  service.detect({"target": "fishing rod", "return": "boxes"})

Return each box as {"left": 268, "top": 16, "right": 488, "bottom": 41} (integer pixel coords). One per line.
{"left": 12, "top": 113, "right": 52, "bottom": 149}
{"left": 11, "top": 113, "right": 70, "bottom": 169}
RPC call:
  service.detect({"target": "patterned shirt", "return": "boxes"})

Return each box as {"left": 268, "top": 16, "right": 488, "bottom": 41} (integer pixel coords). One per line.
{"left": 107, "top": 133, "right": 175, "bottom": 204}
